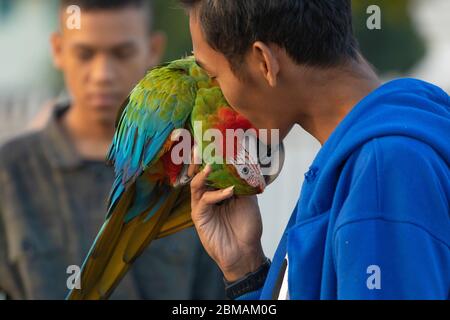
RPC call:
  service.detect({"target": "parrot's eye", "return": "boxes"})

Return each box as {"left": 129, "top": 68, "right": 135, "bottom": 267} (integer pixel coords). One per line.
{"left": 241, "top": 166, "right": 250, "bottom": 176}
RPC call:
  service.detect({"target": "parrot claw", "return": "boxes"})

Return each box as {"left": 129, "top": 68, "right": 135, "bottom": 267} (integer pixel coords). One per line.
{"left": 178, "top": 175, "right": 194, "bottom": 186}
{"left": 174, "top": 164, "right": 194, "bottom": 187}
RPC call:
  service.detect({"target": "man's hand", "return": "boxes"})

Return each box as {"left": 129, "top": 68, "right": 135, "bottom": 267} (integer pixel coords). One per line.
{"left": 190, "top": 165, "right": 266, "bottom": 282}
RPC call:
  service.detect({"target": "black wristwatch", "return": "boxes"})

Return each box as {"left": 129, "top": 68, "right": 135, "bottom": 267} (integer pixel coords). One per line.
{"left": 224, "top": 258, "right": 271, "bottom": 300}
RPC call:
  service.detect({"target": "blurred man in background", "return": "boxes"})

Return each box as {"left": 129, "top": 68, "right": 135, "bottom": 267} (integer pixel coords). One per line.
{"left": 0, "top": 0, "right": 224, "bottom": 299}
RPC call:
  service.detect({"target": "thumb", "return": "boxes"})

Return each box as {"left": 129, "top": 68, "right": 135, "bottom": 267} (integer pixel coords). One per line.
{"left": 200, "top": 186, "right": 234, "bottom": 206}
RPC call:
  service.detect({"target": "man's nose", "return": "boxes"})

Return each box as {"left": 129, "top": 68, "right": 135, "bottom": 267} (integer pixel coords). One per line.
{"left": 90, "top": 55, "right": 116, "bottom": 85}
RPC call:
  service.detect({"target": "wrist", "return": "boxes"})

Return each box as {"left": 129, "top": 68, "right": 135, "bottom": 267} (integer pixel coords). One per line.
{"left": 222, "top": 249, "right": 266, "bottom": 282}
{"left": 224, "top": 257, "right": 271, "bottom": 300}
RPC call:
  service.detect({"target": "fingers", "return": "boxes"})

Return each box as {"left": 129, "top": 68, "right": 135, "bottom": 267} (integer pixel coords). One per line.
{"left": 191, "top": 164, "right": 235, "bottom": 207}
{"left": 187, "top": 144, "right": 202, "bottom": 178}
{"left": 201, "top": 186, "right": 234, "bottom": 205}
{"left": 190, "top": 164, "right": 212, "bottom": 202}
{"left": 191, "top": 163, "right": 235, "bottom": 209}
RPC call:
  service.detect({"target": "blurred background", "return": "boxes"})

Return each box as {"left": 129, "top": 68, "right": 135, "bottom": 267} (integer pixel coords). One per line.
{"left": 0, "top": 0, "right": 448, "bottom": 258}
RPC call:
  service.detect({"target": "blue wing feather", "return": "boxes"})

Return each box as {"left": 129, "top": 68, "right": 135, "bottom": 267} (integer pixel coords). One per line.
{"left": 106, "top": 65, "right": 197, "bottom": 219}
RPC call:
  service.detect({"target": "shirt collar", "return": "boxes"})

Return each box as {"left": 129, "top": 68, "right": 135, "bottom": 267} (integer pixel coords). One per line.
{"left": 41, "top": 102, "right": 85, "bottom": 170}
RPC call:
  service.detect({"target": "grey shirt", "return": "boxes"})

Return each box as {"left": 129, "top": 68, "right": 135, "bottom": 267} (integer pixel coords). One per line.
{"left": 0, "top": 104, "right": 224, "bottom": 300}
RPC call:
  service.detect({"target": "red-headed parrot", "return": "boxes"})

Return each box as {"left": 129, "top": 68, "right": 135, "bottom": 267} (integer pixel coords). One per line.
{"left": 67, "top": 57, "right": 284, "bottom": 300}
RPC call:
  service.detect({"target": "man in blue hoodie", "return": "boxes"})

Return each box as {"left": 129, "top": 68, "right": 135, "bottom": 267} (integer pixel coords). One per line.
{"left": 182, "top": 0, "right": 450, "bottom": 300}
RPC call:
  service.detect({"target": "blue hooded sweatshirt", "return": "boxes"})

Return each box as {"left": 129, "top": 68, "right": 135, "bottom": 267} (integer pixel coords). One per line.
{"left": 239, "top": 78, "right": 450, "bottom": 300}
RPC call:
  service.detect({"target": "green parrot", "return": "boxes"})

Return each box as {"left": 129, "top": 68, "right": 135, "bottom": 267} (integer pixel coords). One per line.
{"left": 67, "top": 57, "right": 283, "bottom": 300}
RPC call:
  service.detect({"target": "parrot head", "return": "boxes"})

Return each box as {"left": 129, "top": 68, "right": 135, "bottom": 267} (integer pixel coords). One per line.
{"left": 227, "top": 138, "right": 267, "bottom": 193}
{"left": 225, "top": 131, "right": 285, "bottom": 194}
{"left": 204, "top": 137, "right": 284, "bottom": 195}
{"left": 186, "top": 85, "right": 285, "bottom": 195}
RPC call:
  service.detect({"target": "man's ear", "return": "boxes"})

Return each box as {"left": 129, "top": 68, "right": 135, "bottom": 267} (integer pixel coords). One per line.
{"left": 50, "top": 32, "right": 64, "bottom": 70}
{"left": 147, "top": 31, "right": 167, "bottom": 67}
{"left": 251, "top": 41, "right": 280, "bottom": 87}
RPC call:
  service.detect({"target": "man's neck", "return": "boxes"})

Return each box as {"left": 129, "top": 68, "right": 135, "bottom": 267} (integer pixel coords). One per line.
{"left": 292, "top": 57, "right": 381, "bottom": 145}
{"left": 60, "top": 104, "right": 115, "bottom": 161}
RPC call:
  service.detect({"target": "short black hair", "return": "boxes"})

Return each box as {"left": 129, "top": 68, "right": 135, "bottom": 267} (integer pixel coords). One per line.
{"left": 181, "top": 0, "right": 359, "bottom": 71}
{"left": 60, "top": 0, "right": 155, "bottom": 30}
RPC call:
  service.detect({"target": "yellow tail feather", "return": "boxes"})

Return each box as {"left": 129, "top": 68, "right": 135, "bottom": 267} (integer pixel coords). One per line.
{"left": 68, "top": 186, "right": 191, "bottom": 300}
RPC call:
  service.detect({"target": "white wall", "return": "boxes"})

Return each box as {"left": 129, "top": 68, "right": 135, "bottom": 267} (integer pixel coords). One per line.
{"left": 0, "top": 0, "right": 56, "bottom": 142}
{"left": 258, "top": 126, "right": 321, "bottom": 258}
{"left": 0, "top": 0, "right": 56, "bottom": 91}
{"left": 410, "top": 0, "right": 450, "bottom": 92}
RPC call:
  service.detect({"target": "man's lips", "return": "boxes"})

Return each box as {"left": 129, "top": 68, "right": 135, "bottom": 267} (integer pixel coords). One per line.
{"left": 88, "top": 93, "right": 121, "bottom": 107}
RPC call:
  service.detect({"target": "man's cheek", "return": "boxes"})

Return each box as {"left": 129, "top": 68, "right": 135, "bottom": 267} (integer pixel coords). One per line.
{"left": 220, "top": 85, "right": 243, "bottom": 110}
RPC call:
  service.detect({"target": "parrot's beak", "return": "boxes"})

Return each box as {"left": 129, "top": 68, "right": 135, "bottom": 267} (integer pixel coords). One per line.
{"left": 258, "top": 175, "right": 267, "bottom": 193}
{"left": 261, "top": 142, "right": 285, "bottom": 187}
{"left": 257, "top": 174, "right": 267, "bottom": 193}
